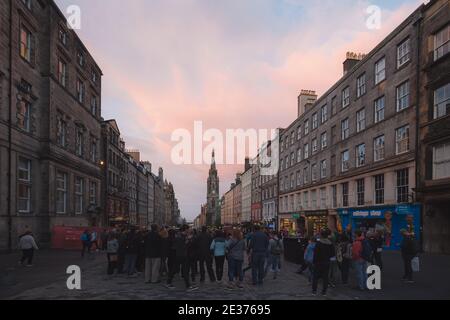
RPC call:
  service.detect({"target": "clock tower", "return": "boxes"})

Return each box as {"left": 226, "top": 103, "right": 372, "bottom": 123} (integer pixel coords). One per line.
{"left": 206, "top": 150, "right": 220, "bottom": 226}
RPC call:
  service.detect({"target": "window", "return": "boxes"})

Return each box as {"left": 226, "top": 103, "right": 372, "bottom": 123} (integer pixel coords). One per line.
{"left": 75, "top": 177, "right": 84, "bottom": 214}
{"left": 91, "top": 96, "right": 98, "bottom": 116}
{"left": 56, "top": 171, "right": 67, "bottom": 214}
{"left": 397, "top": 81, "right": 410, "bottom": 111}
{"left": 375, "top": 57, "right": 386, "bottom": 84}
{"left": 17, "top": 100, "right": 31, "bottom": 132}
{"left": 77, "top": 51, "right": 85, "bottom": 67}
{"left": 374, "top": 96, "right": 385, "bottom": 123}
{"left": 297, "top": 126, "right": 302, "bottom": 140}
{"left": 89, "top": 181, "right": 97, "bottom": 206}
{"left": 374, "top": 174, "right": 385, "bottom": 204}
{"left": 321, "top": 105, "right": 328, "bottom": 124}
{"left": 341, "top": 118, "right": 349, "bottom": 140}
{"left": 434, "top": 25, "right": 450, "bottom": 61}
{"left": 342, "top": 87, "right": 350, "bottom": 108}
{"left": 342, "top": 182, "right": 349, "bottom": 207}
{"left": 280, "top": 140, "right": 284, "bottom": 153}
{"left": 21, "top": 0, "right": 32, "bottom": 10}
{"left": 18, "top": 158, "right": 31, "bottom": 213}
{"left": 331, "top": 96, "right": 337, "bottom": 116}
{"left": 312, "top": 138, "right": 318, "bottom": 153}
{"left": 57, "top": 117, "right": 67, "bottom": 147}
{"left": 357, "top": 74, "right": 366, "bottom": 98}
{"left": 280, "top": 159, "right": 284, "bottom": 171}
{"left": 312, "top": 164, "right": 318, "bottom": 182}
{"left": 58, "top": 59, "right": 67, "bottom": 87}
{"left": 59, "top": 27, "right": 68, "bottom": 46}
{"left": 341, "top": 150, "right": 350, "bottom": 172}
{"left": 320, "top": 160, "right": 327, "bottom": 179}
{"left": 320, "top": 188, "right": 326, "bottom": 209}
{"left": 332, "top": 185, "right": 337, "bottom": 208}
{"left": 357, "top": 179, "right": 365, "bottom": 206}
{"left": 20, "top": 27, "right": 32, "bottom": 62}
{"left": 303, "top": 167, "right": 309, "bottom": 185}
{"left": 396, "top": 125, "right": 410, "bottom": 154}
{"left": 434, "top": 83, "right": 450, "bottom": 119}
{"left": 91, "top": 139, "right": 98, "bottom": 163}
{"left": 303, "top": 192, "right": 309, "bottom": 209}
{"left": 76, "top": 128, "right": 84, "bottom": 157}
{"left": 356, "top": 108, "right": 366, "bottom": 133}
{"left": 397, "top": 38, "right": 411, "bottom": 67}
{"left": 76, "top": 79, "right": 85, "bottom": 103}
{"left": 311, "top": 190, "right": 317, "bottom": 209}
{"left": 297, "top": 148, "right": 302, "bottom": 163}
{"left": 374, "top": 135, "right": 385, "bottom": 162}
{"left": 312, "top": 113, "right": 318, "bottom": 130}
{"left": 397, "top": 169, "right": 409, "bottom": 203}
{"left": 321, "top": 132, "right": 327, "bottom": 150}
{"left": 290, "top": 173, "right": 295, "bottom": 189}
{"left": 433, "top": 142, "right": 450, "bottom": 180}
{"left": 356, "top": 144, "right": 366, "bottom": 168}
{"left": 291, "top": 152, "right": 295, "bottom": 166}
{"left": 304, "top": 120, "right": 309, "bottom": 135}
{"left": 91, "top": 70, "right": 98, "bottom": 84}
{"left": 304, "top": 144, "right": 309, "bottom": 159}
{"left": 297, "top": 171, "right": 302, "bottom": 186}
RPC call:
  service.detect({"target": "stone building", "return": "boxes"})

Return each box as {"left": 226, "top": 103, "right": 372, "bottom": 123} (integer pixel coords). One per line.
{"left": 221, "top": 186, "right": 234, "bottom": 226}
{"left": 101, "top": 120, "right": 129, "bottom": 227}
{"left": 240, "top": 158, "right": 252, "bottom": 224}
{"left": 142, "top": 161, "right": 155, "bottom": 226}
{"left": 251, "top": 155, "right": 262, "bottom": 223}
{"left": 206, "top": 150, "right": 220, "bottom": 226}
{"left": 0, "top": 0, "right": 103, "bottom": 250}
{"left": 279, "top": 7, "right": 422, "bottom": 247}
{"left": 127, "top": 156, "right": 138, "bottom": 226}
{"left": 232, "top": 174, "right": 242, "bottom": 225}
{"left": 415, "top": 0, "right": 450, "bottom": 254}
{"left": 153, "top": 168, "right": 165, "bottom": 226}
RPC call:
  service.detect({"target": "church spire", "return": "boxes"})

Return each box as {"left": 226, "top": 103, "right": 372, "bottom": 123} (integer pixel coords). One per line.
{"left": 211, "top": 149, "right": 216, "bottom": 170}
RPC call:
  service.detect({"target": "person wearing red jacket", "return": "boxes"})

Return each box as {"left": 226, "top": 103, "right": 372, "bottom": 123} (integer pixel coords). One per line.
{"left": 352, "top": 230, "right": 368, "bottom": 291}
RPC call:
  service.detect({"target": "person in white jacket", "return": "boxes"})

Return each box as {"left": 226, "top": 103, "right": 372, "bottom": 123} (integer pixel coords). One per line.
{"left": 18, "top": 231, "right": 39, "bottom": 267}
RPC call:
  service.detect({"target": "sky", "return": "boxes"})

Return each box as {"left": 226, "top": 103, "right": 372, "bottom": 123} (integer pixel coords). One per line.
{"left": 55, "top": 0, "right": 423, "bottom": 221}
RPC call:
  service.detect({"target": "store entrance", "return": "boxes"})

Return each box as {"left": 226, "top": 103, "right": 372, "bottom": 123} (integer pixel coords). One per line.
{"left": 304, "top": 215, "right": 328, "bottom": 238}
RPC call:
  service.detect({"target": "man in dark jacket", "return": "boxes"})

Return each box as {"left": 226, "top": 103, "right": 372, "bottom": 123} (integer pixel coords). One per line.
{"left": 144, "top": 224, "right": 162, "bottom": 284}
{"left": 248, "top": 225, "right": 269, "bottom": 286}
{"left": 124, "top": 228, "right": 140, "bottom": 276}
{"left": 196, "top": 226, "right": 216, "bottom": 283}
{"left": 312, "top": 230, "right": 335, "bottom": 296}
{"left": 400, "top": 229, "right": 418, "bottom": 283}
{"left": 166, "top": 225, "right": 198, "bottom": 292}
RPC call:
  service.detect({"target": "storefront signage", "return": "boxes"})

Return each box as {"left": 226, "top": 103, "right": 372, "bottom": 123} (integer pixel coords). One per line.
{"left": 396, "top": 205, "right": 412, "bottom": 215}
{"left": 352, "top": 210, "right": 383, "bottom": 218}
{"left": 292, "top": 214, "right": 300, "bottom": 219}
{"left": 303, "top": 210, "right": 328, "bottom": 217}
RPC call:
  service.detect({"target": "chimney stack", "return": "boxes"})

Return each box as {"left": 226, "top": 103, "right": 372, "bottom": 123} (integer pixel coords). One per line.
{"left": 343, "top": 52, "right": 366, "bottom": 76}
{"left": 298, "top": 90, "right": 318, "bottom": 118}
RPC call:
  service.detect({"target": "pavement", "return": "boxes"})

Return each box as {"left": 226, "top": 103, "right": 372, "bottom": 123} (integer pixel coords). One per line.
{"left": 1, "top": 250, "right": 449, "bottom": 300}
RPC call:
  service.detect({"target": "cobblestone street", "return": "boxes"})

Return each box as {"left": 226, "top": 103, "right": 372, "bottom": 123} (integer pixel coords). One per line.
{"left": 2, "top": 250, "right": 449, "bottom": 300}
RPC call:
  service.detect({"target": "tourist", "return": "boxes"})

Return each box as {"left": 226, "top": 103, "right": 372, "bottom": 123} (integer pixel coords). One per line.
{"left": 339, "top": 234, "right": 352, "bottom": 285}
{"left": 100, "top": 229, "right": 109, "bottom": 251}
{"left": 123, "top": 228, "right": 139, "bottom": 277}
{"left": 106, "top": 234, "right": 119, "bottom": 276}
{"left": 187, "top": 229, "right": 199, "bottom": 284}
{"left": 312, "top": 230, "right": 335, "bottom": 296}
{"left": 352, "top": 230, "right": 371, "bottom": 291}
{"left": 210, "top": 230, "right": 227, "bottom": 283}
{"left": 368, "top": 230, "right": 384, "bottom": 270}
{"left": 166, "top": 226, "right": 198, "bottom": 292}
{"left": 159, "top": 227, "right": 170, "bottom": 277}
{"left": 117, "top": 229, "right": 127, "bottom": 274}
{"left": 400, "top": 229, "right": 418, "bottom": 283}
{"left": 226, "top": 229, "right": 246, "bottom": 289}
{"left": 268, "top": 232, "right": 284, "bottom": 280}
{"left": 18, "top": 231, "right": 39, "bottom": 267}
{"left": 90, "top": 230, "right": 99, "bottom": 251}
{"left": 328, "top": 231, "right": 339, "bottom": 288}
{"left": 196, "top": 226, "right": 216, "bottom": 283}
{"left": 302, "top": 237, "right": 316, "bottom": 283}
{"left": 136, "top": 229, "right": 147, "bottom": 273}
{"left": 144, "top": 224, "right": 162, "bottom": 284}
{"left": 248, "top": 225, "right": 269, "bottom": 286}
{"left": 80, "top": 230, "right": 91, "bottom": 258}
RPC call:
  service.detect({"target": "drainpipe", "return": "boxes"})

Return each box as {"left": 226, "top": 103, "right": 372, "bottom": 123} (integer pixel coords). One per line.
{"left": 7, "top": 0, "right": 14, "bottom": 253}
{"left": 414, "top": 13, "right": 423, "bottom": 252}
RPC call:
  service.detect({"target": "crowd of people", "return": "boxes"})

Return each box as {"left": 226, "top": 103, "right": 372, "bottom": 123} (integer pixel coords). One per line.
{"left": 296, "top": 227, "right": 419, "bottom": 296}
{"left": 89, "top": 224, "right": 284, "bottom": 292}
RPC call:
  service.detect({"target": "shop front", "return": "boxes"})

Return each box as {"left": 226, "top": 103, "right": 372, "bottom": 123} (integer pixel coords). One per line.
{"left": 337, "top": 204, "right": 421, "bottom": 251}
{"left": 279, "top": 210, "right": 335, "bottom": 238}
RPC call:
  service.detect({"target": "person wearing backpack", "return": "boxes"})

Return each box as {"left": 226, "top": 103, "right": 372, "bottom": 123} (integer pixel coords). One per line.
{"left": 352, "top": 230, "right": 370, "bottom": 291}
{"left": 268, "top": 232, "right": 284, "bottom": 280}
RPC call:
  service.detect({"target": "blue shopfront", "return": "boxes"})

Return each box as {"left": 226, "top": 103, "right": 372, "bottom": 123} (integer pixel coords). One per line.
{"left": 337, "top": 204, "right": 421, "bottom": 251}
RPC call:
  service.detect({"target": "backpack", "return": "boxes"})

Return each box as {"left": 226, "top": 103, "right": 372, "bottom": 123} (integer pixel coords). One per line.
{"left": 361, "top": 239, "right": 373, "bottom": 262}
{"left": 271, "top": 239, "right": 283, "bottom": 255}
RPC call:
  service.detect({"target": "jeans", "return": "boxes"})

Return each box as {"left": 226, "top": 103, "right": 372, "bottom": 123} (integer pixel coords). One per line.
{"left": 145, "top": 258, "right": 161, "bottom": 283}
{"left": 402, "top": 254, "right": 414, "bottom": 281}
{"left": 124, "top": 254, "right": 137, "bottom": 275}
{"left": 312, "top": 263, "right": 330, "bottom": 294}
{"left": 354, "top": 260, "right": 368, "bottom": 290}
{"left": 269, "top": 254, "right": 281, "bottom": 278}
{"left": 21, "top": 249, "right": 34, "bottom": 265}
{"left": 228, "top": 257, "right": 244, "bottom": 282}
{"left": 214, "top": 256, "right": 225, "bottom": 281}
{"left": 199, "top": 255, "right": 216, "bottom": 282}
{"left": 251, "top": 252, "right": 266, "bottom": 285}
